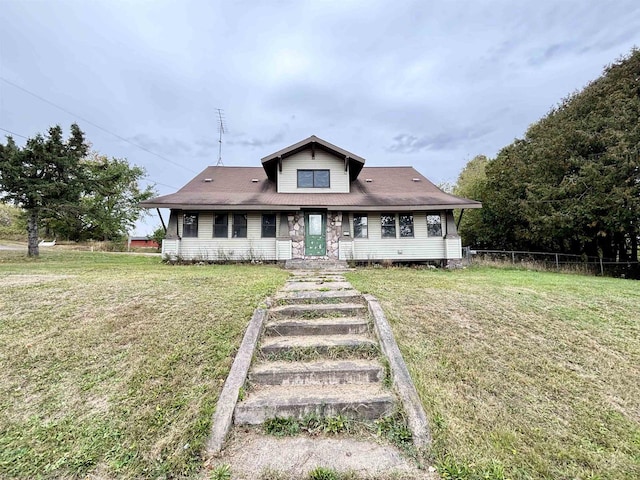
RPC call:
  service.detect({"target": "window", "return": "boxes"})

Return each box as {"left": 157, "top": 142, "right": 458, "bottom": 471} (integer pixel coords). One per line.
{"left": 353, "top": 214, "right": 368, "bottom": 238}
{"left": 262, "top": 213, "right": 277, "bottom": 238}
{"left": 381, "top": 214, "right": 396, "bottom": 238}
{"left": 427, "top": 214, "right": 442, "bottom": 237}
{"left": 182, "top": 212, "right": 198, "bottom": 237}
{"left": 214, "top": 213, "right": 228, "bottom": 238}
{"left": 297, "top": 169, "right": 330, "bottom": 188}
{"left": 233, "top": 213, "right": 247, "bottom": 238}
{"left": 399, "top": 214, "right": 414, "bottom": 238}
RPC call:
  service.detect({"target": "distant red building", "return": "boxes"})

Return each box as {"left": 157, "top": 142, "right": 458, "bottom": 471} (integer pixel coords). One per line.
{"left": 128, "top": 237, "right": 160, "bottom": 249}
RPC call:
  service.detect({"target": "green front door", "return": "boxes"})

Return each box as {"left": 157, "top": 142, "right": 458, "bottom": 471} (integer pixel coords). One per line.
{"left": 304, "top": 212, "right": 326, "bottom": 256}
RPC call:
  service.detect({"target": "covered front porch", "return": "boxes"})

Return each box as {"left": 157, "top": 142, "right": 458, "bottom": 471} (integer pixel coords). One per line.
{"left": 160, "top": 209, "right": 462, "bottom": 264}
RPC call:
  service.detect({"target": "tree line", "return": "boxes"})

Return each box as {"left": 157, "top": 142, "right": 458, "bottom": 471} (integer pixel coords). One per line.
{"left": 0, "top": 124, "right": 155, "bottom": 256}
{"left": 454, "top": 48, "right": 640, "bottom": 264}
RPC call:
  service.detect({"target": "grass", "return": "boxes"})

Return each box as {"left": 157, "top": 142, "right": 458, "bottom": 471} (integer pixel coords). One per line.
{"left": 346, "top": 265, "right": 640, "bottom": 480}
{"left": 258, "top": 466, "right": 421, "bottom": 480}
{"left": 259, "top": 343, "right": 380, "bottom": 362}
{"left": 263, "top": 413, "right": 355, "bottom": 437}
{"left": 262, "top": 411, "right": 414, "bottom": 456}
{"left": 0, "top": 249, "right": 288, "bottom": 479}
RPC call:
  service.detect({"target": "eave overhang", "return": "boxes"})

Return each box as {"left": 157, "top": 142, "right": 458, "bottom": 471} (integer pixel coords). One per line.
{"left": 140, "top": 202, "right": 482, "bottom": 211}
{"left": 261, "top": 135, "right": 365, "bottom": 182}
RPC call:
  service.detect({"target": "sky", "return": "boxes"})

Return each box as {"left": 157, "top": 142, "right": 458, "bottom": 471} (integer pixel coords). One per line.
{"left": 1, "top": 0, "right": 640, "bottom": 235}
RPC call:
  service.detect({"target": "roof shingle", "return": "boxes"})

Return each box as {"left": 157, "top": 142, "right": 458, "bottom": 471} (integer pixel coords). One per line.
{"left": 141, "top": 166, "right": 481, "bottom": 211}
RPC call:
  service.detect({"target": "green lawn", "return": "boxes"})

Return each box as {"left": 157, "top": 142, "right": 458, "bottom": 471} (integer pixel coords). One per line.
{"left": 0, "top": 251, "right": 288, "bottom": 479}
{"left": 2, "top": 252, "right": 639, "bottom": 479}
{"left": 347, "top": 267, "right": 640, "bottom": 480}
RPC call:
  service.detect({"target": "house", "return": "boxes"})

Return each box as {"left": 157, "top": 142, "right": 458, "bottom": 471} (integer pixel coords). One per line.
{"left": 140, "top": 135, "right": 481, "bottom": 265}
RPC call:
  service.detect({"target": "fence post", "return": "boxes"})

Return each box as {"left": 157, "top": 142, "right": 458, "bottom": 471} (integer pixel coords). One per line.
{"left": 555, "top": 253, "right": 559, "bottom": 270}
{"left": 512, "top": 251, "right": 515, "bottom": 264}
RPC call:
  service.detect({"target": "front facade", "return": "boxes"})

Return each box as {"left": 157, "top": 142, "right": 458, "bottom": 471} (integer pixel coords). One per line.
{"left": 141, "top": 136, "right": 481, "bottom": 265}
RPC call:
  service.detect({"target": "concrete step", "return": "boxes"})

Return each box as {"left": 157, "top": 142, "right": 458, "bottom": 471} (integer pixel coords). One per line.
{"left": 281, "top": 281, "right": 353, "bottom": 292}
{"left": 290, "top": 270, "right": 347, "bottom": 276}
{"left": 285, "top": 259, "right": 349, "bottom": 271}
{"left": 274, "top": 289, "right": 364, "bottom": 305}
{"left": 286, "top": 275, "right": 346, "bottom": 283}
{"left": 269, "top": 303, "right": 367, "bottom": 319}
{"left": 260, "top": 334, "right": 378, "bottom": 356}
{"left": 250, "top": 359, "right": 385, "bottom": 386}
{"left": 266, "top": 317, "right": 369, "bottom": 336}
{"left": 234, "top": 384, "right": 394, "bottom": 425}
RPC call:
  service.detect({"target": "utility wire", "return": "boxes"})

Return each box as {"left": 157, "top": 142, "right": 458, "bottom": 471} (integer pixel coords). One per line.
{"left": 0, "top": 76, "right": 198, "bottom": 174}
{"left": 0, "top": 126, "right": 28, "bottom": 139}
{"left": 0, "top": 124, "right": 179, "bottom": 190}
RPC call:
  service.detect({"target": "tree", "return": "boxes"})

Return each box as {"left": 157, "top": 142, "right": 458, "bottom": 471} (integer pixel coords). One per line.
{"left": 42, "top": 153, "right": 156, "bottom": 241}
{"left": 452, "top": 155, "right": 490, "bottom": 247}
{"left": 467, "top": 48, "right": 640, "bottom": 261}
{"left": 0, "top": 203, "right": 26, "bottom": 240}
{"left": 148, "top": 225, "right": 166, "bottom": 252}
{"left": 0, "top": 124, "right": 89, "bottom": 256}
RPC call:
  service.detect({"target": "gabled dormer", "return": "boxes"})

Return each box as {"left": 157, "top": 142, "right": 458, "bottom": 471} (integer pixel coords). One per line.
{"left": 261, "top": 135, "right": 365, "bottom": 193}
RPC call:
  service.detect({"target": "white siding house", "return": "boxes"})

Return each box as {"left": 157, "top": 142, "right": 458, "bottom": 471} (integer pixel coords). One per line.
{"left": 141, "top": 135, "right": 481, "bottom": 265}
{"left": 277, "top": 150, "right": 350, "bottom": 194}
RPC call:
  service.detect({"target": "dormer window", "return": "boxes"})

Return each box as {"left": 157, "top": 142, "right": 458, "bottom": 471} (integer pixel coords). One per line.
{"left": 297, "top": 169, "right": 330, "bottom": 188}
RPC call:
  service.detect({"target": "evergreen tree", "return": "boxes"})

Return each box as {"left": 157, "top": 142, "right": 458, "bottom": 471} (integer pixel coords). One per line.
{"left": 0, "top": 124, "right": 89, "bottom": 256}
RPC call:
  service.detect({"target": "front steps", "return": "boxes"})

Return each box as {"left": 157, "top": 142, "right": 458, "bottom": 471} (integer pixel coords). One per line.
{"left": 274, "top": 289, "right": 363, "bottom": 304}
{"left": 265, "top": 317, "right": 369, "bottom": 336}
{"left": 269, "top": 303, "right": 367, "bottom": 318}
{"left": 250, "top": 360, "right": 384, "bottom": 386}
{"left": 233, "top": 271, "right": 396, "bottom": 426}
{"left": 284, "top": 259, "right": 349, "bottom": 270}
{"left": 260, "top": 334, "right": 378, "bottom": 356}
{"left": 234, "top": 384, "right": 394, "bottom": 424}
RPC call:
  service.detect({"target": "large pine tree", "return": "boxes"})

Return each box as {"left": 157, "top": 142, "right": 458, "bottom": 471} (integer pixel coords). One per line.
{"left": 0, "top": 124, "right": 89, "bottom": 256}
{"left": 457, "top": 48, "right": 640, "bottom": 262}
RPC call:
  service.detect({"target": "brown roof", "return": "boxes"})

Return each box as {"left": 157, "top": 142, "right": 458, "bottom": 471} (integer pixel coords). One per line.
{"left": 141, "top": 166, "right": 482, "bottom": 211}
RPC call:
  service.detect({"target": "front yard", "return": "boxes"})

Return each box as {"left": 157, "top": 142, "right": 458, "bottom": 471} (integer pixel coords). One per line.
{"left": 347, "top": 267, "right": 640, "bottom": 480}
{"left": 0, "top": 251, "right": 288, "bottom": 478}
{"left": 2, "top": 251, "right": 638, "bottom": 479}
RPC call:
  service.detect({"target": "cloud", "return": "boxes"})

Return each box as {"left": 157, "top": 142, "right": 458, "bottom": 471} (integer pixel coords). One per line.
{"left": 387, "top": 126, "right": 492, "bottom": 154}
{"left": 527, "top": 42, "right": 576, "bottom": 66}
{"left": 227, "top": 131, "right": 286, "bottom": 149}
{"left": 127, "top": 134, "right": 193, "bottom": 156}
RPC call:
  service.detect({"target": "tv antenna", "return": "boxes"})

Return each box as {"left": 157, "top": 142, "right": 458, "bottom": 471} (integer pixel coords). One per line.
{"left": 216, "top": 108, "right": 227, "bottom": 166}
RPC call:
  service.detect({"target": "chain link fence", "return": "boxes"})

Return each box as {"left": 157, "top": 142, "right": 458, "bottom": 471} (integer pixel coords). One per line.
{"left": 465, "top": 248, "right": 640, "bottom": 279}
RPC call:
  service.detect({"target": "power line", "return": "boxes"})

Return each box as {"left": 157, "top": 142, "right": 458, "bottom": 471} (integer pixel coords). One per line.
{"left": 0, "top": 76, "right": 198, "bottom": 174}
{"left": 0, "top": 126, "right": 28, "bottom": 139}
{"left": 0, "top": 125, "right": 179, "bottom": 190}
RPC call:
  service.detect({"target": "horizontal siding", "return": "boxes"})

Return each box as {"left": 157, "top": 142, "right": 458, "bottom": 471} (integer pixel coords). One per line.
{"left": 162, "top": 239, "right": 179, "bottom": 257}
{"left": 177, "top": 238, "right": 276, "bottom": 261}
{"left": 339, "top": 240, "right": 352, "bottom": 261}
{"left": 178, "top": 212, "right": 278, "bottom": 239}
{"left": 278, "top": 150, "right": 350, "bottom": 193}
{"left": 444, "top": 237, "right": 462, "bottom": 260}
{"left": 344, "top": 211, "right": 449, "bottom": 260}
{"left": 174, "top": 211, "right": 279, "bottom": 260}
{"left": 170, "top": 210, "right": 459, "bottom": 261}
{"left": 276, "top": 239, "right": 292, "bottom": 260}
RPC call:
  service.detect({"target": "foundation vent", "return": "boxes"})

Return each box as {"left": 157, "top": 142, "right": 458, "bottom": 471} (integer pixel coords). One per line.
{"left": 412, "top": 178, "right": 421, "bottom": 182}
{"left": 204, "top": 178, "right": 213, "bottom": 182}
{"left": 251, "top": 178, "right": 259, "bottom": 183}
{"left": 365, "top": 178, "right": 373, "bottom": 183}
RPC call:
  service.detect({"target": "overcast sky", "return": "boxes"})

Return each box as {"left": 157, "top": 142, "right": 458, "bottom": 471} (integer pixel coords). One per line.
{"left": 2, "top": 0, "right": 640, "bottom": 235}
